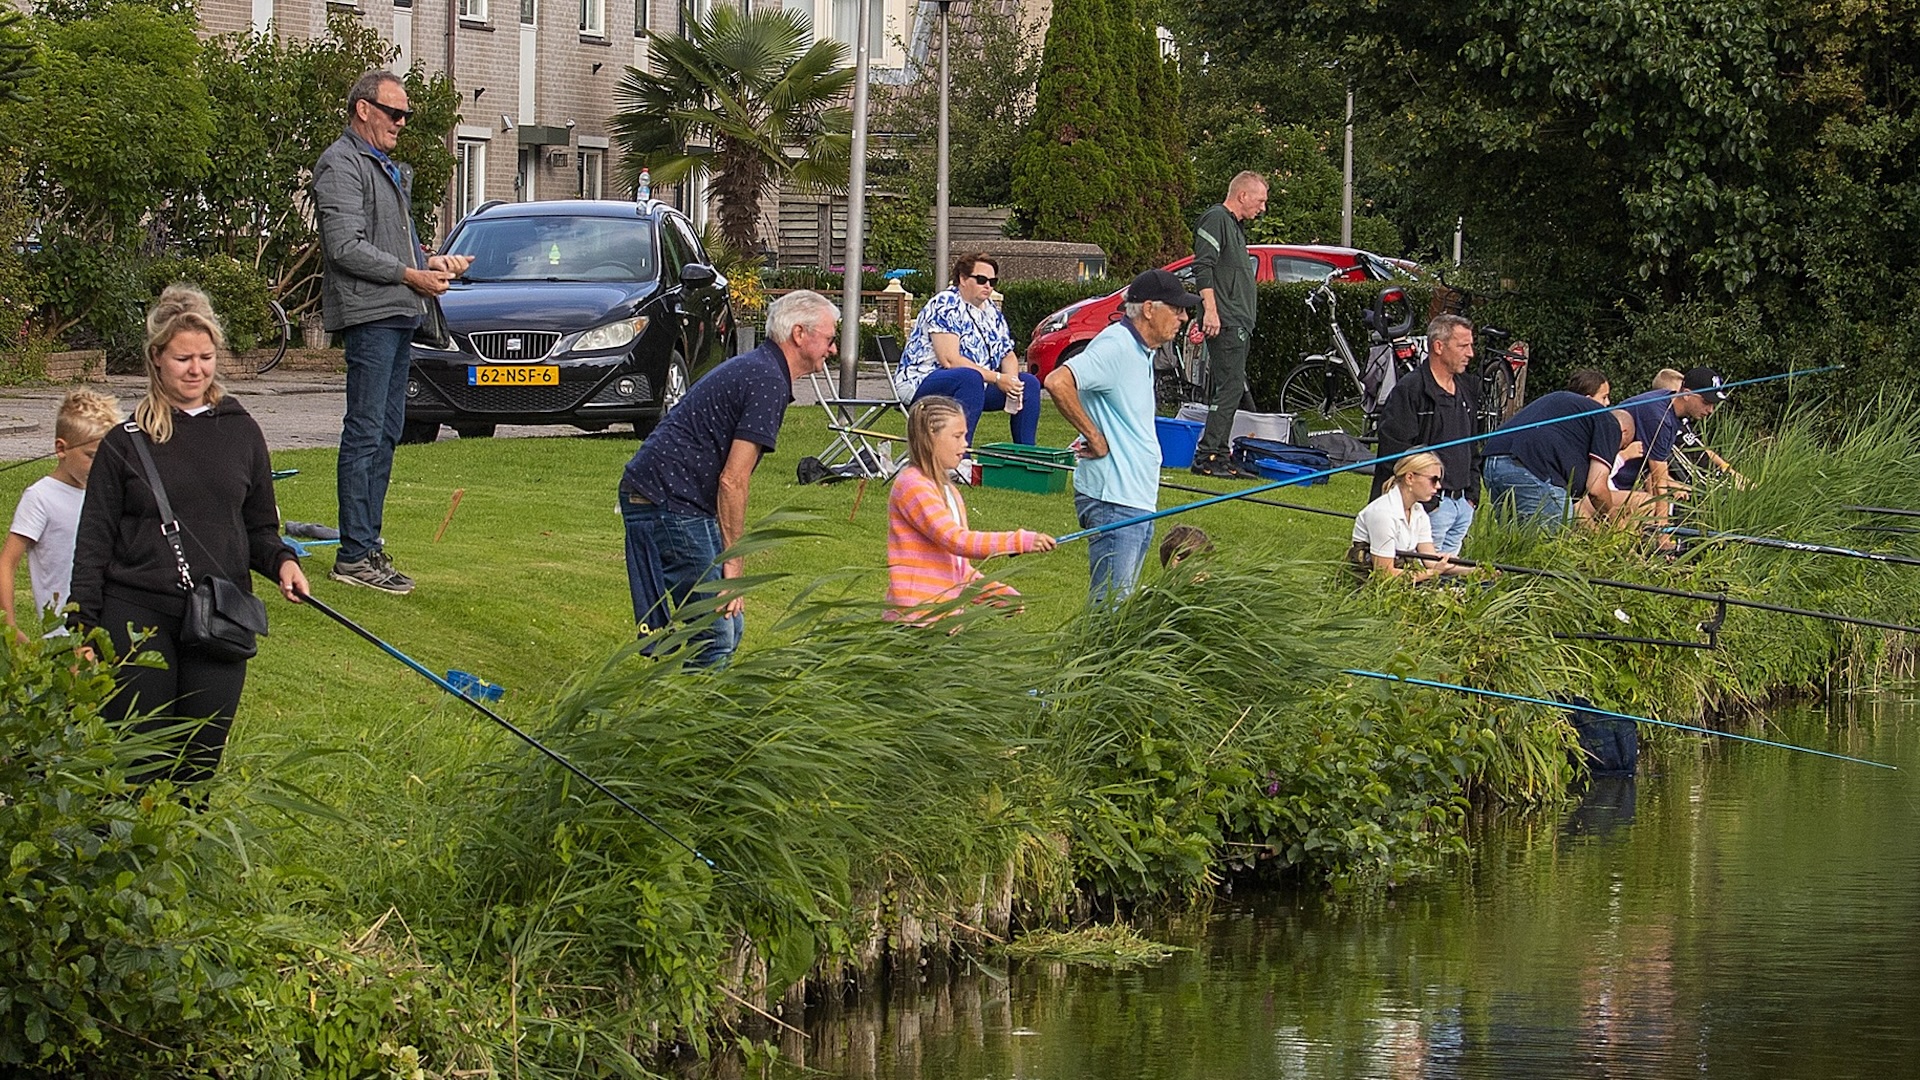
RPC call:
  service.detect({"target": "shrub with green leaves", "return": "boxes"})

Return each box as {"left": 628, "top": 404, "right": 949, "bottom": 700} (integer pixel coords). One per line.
{"left": 0, "top": 629, "right": 218, "bottom": 1073}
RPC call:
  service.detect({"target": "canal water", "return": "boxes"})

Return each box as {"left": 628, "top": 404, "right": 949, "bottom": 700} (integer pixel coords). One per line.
{"left": 767, "top": 696, "right": 1920, "bottom": 1079}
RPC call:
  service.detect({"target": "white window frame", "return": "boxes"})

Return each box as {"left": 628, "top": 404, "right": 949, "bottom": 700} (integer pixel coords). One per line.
{"left": 578, "top": 147, "right": 605, "bottom": 199}
{"left": 520, "top": 0, "right": 534, "bottom": 24}
{"left": 579, "top": 0, "right": 604, "bottom": 36}
{"left": 459, "top": 0, "right": 487, "bottom": 19}
{"left": 456, "top": 138, "right": 488, "bottom": 218}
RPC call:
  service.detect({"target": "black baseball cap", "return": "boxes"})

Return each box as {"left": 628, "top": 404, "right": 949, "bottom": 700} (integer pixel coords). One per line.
{"left": 1683, "top": 366, "right": 1728, "bottom": 403}
{"left": 1126, "top": 269, "right": 1201, "bottom": 309}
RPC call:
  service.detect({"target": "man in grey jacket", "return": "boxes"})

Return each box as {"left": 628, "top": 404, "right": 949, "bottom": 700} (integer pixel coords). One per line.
{"left": 1190, "top": 170, "right": 1268, "bottom": 480}
{"left": 312, "top": 70, "right": 471, "bottom": 594}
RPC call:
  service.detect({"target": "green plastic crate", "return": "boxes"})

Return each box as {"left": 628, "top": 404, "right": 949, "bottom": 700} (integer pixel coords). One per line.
{"left": 976, "top": 442, "right": 1074, "bottom": 494}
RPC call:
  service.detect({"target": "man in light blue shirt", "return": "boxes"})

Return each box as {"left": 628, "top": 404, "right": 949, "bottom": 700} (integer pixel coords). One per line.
{"left": 1044, "top": 269, "right": 1198, "bottom": 602}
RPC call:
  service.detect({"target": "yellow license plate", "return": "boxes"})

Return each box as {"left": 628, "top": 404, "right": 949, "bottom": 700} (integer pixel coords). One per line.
{"left": 469, "top": 365, "right": 559, "bottom": 386}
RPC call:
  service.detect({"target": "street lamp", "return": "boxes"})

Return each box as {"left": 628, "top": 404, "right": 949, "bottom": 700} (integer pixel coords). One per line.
{"left": 839, "top": 0, "right": 876, "bottom": 397}
{"left": 934, "top": 0, "right": 952, "bottom": 291}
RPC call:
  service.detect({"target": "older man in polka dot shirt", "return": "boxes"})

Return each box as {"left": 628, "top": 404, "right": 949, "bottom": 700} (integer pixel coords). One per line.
{"left": 619, "top": 289, "right": 839, "bottom": 666}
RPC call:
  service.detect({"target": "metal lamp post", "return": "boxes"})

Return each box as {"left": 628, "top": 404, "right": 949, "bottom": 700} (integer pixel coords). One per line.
{"left": 838, "top": 0, "right": 876, "bottom": 398}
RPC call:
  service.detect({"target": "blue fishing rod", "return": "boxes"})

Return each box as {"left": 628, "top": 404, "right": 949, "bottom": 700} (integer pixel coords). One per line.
{"left": 1345, "top": 669, "right": 1899, "bottom": 770}
{"left": 296, "top": 590, "right": 720, "bottom": 872}
{"left": 1055, "top": 365, "right": 1841, "bottom": 544}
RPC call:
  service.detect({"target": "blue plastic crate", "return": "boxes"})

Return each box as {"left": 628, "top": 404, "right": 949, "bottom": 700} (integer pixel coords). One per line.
{"left": 1154, "top": 416, "right": 1205, "bottom": 468}
{"left": 1249, "top": 457, "right": 1328, "bottom": 486}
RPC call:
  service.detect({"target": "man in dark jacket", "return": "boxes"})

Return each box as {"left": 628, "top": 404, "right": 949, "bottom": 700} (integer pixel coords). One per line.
{"left": 1371, "top": 314, "right": 1482, "bottom": 553}
{"left": 313, "top": 70, "right": 472, "bottom": 595}
{"left": 1190, "top": 170, "right": 1268, "bottom": 480}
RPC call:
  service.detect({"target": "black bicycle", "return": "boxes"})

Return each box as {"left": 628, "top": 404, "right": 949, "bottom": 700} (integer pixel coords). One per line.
{"left": 1278, "top": 272, "right": 1420, "bottom": 440}
{"left": 253, "top": 299, "right": 290, "bottom": 375}
{"left": 1433, "top": 273, "right": 1530, "bottom": 431}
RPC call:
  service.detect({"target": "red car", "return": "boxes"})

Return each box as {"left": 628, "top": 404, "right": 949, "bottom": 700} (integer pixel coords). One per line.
{"left": 1025, "top": 245, "right": 1414, "bottom": 379}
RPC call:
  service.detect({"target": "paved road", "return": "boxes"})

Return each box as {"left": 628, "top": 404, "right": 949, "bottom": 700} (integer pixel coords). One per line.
{"left": 0, "top": 371, "right": 643, "bottom": 461}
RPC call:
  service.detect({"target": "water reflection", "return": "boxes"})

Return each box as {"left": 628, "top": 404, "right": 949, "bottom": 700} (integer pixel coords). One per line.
{"left": 747, "top": 699, "right": 1920, "bottom": 1079}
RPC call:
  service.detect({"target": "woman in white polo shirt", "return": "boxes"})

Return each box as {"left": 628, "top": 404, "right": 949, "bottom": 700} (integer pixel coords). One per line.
{"left": 1350, "top": 452, "right": 1460, "bottom": 581}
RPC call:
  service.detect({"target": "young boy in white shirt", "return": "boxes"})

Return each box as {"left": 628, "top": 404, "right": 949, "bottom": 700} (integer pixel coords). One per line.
{"left": 2, "top": 389, "right": 121, "bottom": 633}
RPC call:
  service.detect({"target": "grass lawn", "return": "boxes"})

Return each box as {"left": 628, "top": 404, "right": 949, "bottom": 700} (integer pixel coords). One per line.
{"left": 3, "top": 403, "right": 1374, "bottom": 852}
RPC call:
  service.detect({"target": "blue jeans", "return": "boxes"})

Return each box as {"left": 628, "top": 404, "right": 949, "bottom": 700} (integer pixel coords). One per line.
{"left": 1483, "top": 455, "right": 1572, "bottom": 531}
{"left": 1428, "top": 494, "right": 1476, "bottom": 554}
{"left": 912, "top": 367, "right": 1043, "bottom": 445}
{"left": 1075, "top": 494, "right": 1155, "bottom": 606}
{"left": 620, "top": 491, "right": 741, "bottom": 667}
{"left": 338, "top": 324, "right": 413, "bottom": 563}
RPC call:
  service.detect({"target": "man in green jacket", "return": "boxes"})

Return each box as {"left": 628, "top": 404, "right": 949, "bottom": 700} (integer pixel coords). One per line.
{"left": 1190, "top": 170, "right": 1268, "bottom": 480}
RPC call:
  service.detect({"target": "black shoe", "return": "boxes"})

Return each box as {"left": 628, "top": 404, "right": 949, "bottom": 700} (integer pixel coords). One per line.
{"left": 1191, "top": 452, "right": 1260, "bottom": 481}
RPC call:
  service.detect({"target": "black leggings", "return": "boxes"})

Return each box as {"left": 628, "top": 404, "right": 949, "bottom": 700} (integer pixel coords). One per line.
{"left": 99, "top": 592, "right": 249, "bottom": 785}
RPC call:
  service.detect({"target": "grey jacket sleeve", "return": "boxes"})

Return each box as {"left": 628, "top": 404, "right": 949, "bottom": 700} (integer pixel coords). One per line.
{"left": 312, "top": 148, "right": 410, "bottom": 287}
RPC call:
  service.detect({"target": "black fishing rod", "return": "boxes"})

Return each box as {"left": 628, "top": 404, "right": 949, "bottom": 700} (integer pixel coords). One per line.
{"left": 1056, "top": 365, "right": 1841, "bottom": 544}
{"left": 1159, "top": 479, "right": 1351, "bottom": 520}
{"left": 297, "top": 590, "right": 719, "bottom": 872}
{"left": 0, "top": 450, "right": 56, "bottom": 474}
{"left": 1394, "top": 550, "right": 1920, "bottom": 636}
{"left": 1345, "top": 670, "right": 1898, "bottom": 770}
{"left": 1668, "top": 527, "right": 1920, "bottom": 569}
{"left": 1846, "top": 505, "right": 1920, "bottom": 519}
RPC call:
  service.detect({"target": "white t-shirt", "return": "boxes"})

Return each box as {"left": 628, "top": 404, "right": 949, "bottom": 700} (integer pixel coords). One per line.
{"left": 9, "top": 474, "right": 87, "bottom": 618}
{"left": 1352, "top": 488, "right": 1433, "bottom": 561}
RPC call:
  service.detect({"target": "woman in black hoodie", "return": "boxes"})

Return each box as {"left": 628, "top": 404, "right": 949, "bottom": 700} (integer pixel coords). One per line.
{"left": 71, "top": 284, "right": 311, "bottom": 784}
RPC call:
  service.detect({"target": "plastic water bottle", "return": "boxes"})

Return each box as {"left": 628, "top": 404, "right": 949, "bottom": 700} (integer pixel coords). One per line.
{"left": 637, "top": 167, "right": 651, "bottom": 201}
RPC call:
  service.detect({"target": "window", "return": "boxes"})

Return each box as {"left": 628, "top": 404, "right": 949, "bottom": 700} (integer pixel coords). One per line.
{"left": 831, "top": 0, "right": 883, "bottom": 56}
{"left": 578, "top": 148, "right": 605, "bottom": 199}
{"left": 456, "top": 140, "right": 488, "bottom": 218}
{"left": 579, "top": 0, "right": 604, "bottom": 35}
{"left": 520, "top": 0, "right": 534, "bottom": 22}
{"left": 516, "top": 147, "right": 536, "bottom": 200}
{"left": 459, "top": 0, "right": 487, "bottom": 19}
{"left": 633, "top": 0, "right": 647, "bottom": 34}
{"left": 1272, "top": 256, "right": 1336, "bottom": 283}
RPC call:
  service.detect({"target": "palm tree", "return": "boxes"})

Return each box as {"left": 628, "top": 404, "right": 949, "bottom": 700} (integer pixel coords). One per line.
{"left": 613, "top": 5, "right": 854, "bottom": 255}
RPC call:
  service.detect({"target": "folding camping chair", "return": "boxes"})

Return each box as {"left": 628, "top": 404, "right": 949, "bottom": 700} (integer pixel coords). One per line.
{"left": 807, "top": 334, "right": 909, "bottom": 479}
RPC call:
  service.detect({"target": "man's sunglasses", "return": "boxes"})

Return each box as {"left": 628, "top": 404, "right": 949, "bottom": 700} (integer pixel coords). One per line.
{"left": 967, "top": 273, "right": 998, "bottom": 287}
{"left": 367, "top": 101, "right": 414, "bottom": 123}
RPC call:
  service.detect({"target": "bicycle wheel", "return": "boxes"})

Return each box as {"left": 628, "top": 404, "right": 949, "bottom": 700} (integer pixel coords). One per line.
{"left": 255, "top": 299, "right": 290, "bottom": 375}
{"left": 1479, "top": 360, "right": 1513, "bottom": 431}
{"left": 1280, "top": 359, "right": 1367, "bottom": 438}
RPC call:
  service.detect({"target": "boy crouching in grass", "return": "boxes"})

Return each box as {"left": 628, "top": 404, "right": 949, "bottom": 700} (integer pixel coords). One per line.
{"left": 2, "top": 389, "right": 121, "bottom": 635}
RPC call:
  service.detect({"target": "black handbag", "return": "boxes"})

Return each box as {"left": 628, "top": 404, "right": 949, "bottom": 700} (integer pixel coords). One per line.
{"left": 124, "top": 423, "right": 269, "bottom": 662}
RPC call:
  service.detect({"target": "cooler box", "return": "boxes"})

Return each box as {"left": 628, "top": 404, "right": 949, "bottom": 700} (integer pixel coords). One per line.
{"left": 1174, "top": 404, "right": 1293, "bottom": 444}
{"left": 1154, "top": 416, "right": 1205, "bottom": 468}
{"left": 976, "top": 443, "right": 1074, "bottom": 494}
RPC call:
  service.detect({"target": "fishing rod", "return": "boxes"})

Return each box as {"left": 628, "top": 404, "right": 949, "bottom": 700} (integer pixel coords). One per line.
{"left": 1846, "top": 505, "right": 1920, "bottom": 519}
{"left": 0, "top": 450, "right": 56, "bottom": 474}
{"left": 1668, "top": 527, "right": 1920, "bottom": 569}
{"left": 1345, "top": 669, "right": 1899, "bottom": 770}
{"left": 296, "top": 590, "right": 719, "bottom": 872}
{"left": 1055, "top": 365, "right": 1841, "bottom": 544}
{"left": 1159, "top": 479, "right": 1351, "bottom": 520}
{"left": 1393, "top": 550, "right": 1920, "bottom": 636}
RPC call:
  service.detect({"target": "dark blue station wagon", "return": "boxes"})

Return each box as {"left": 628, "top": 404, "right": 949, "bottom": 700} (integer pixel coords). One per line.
{"left": 402, "top": 199, "right": 734, "bottom": 441}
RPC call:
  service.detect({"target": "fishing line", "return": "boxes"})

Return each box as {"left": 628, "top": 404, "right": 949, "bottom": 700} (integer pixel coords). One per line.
{"left": 1344, "top": 669, "right": 1899, "bottom": 770}
{"left": 296, "top": 590, "right": 721, "bottom": 872}
{"left": 0, "top": 450, "right": 56, "bottom": 474}
{"left": 1054, "top": 365, "right": 1841, "bottom": 544}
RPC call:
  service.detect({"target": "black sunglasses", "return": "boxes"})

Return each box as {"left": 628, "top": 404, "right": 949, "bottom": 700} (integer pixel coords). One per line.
{"left": 967, "top": 273, "right": 998, "bottom": 287}
{"left": 367, "top": 101, "right": 414, "bottom": 123}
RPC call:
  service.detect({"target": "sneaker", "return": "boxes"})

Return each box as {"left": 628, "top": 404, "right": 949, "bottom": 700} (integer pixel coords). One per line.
{"left": 369, "top": 550, "right": 415, "bottom": 590}
{"left": 330, "top": 552, "right": 415, "bottom": 594}
{"left": 1191, "top": 452, "right": 1260, "bottom": 481}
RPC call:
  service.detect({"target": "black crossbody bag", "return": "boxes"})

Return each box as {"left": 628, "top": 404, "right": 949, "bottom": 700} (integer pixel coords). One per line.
{"left": 123, "top": 422, "right": 269, "bottom": 662}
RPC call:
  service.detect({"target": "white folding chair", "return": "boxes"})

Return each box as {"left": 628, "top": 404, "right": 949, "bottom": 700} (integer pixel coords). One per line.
{"left": 807, "top": 334, "right": 908, "bottom": 479}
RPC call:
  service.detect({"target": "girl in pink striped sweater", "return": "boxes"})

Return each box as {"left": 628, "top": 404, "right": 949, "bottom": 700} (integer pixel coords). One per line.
{"left": 887, "top": 396, "right": 1055, "bottom": 619}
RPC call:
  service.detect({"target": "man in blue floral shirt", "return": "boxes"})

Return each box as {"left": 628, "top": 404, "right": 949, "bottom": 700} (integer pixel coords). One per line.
{"left": 894, "top": 253, "right": 1042, "bottom": 448}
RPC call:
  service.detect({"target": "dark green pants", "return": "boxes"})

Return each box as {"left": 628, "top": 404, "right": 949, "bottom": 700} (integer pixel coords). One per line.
{"left": 1198, "top": 325, "right": 1254, "bottom": 455}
